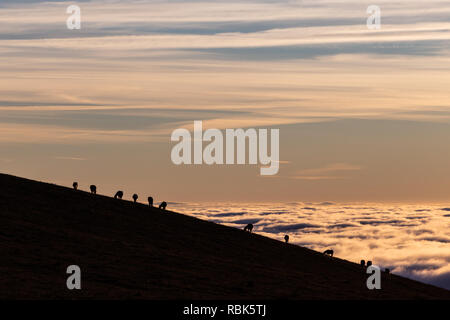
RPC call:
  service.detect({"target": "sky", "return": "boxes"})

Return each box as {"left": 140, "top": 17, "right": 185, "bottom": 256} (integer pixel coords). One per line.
{"left": 1, "top": 0, "right": 450, "bottom": 203}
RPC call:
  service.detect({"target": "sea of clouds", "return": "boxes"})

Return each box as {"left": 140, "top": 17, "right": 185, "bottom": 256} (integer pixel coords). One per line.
{"left": 171, "top": 202, "right": 450, "bottom": 290}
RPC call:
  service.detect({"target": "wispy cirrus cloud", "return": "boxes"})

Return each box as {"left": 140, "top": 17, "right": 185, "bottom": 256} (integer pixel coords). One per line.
{"left": 293, "top": 163, "right": 362, "bottom": 180}
{"left": 54, "top": 156, "right": 87, "bottom": 161}
{"left": 1, "top": 0, "right": 450, "bottom": 135}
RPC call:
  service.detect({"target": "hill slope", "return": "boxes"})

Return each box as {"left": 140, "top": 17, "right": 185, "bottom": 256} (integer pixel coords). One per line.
{"left": 0, "top": 173, "right": 449, "bottom": 299}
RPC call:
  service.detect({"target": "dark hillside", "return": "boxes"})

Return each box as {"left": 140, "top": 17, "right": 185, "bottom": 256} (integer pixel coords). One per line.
{"left": 0, "top": 173, "right": 449, "bottom": 299}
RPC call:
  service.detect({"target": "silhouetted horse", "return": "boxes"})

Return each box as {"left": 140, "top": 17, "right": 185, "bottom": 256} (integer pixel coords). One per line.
{"left": 90, "top": 185, "right": 97, "bottom": 194}
{"left": 244, "top": 224, "right": 253, "bottom": 233}
{"left": 148, "top": 196, "right": 153, "bottom": 207}
{"left": 284, "top": 235, "right": 289, "bottom": 243}
{"left": 159, "top": 201, "right": 167, "bottom": 210}
{"left": 323, "top": 249, "right": 334, "bottom": 257}
{"left": 132, "top": 194, "right": 138, "bottom": 203}
{"left": 73, "top": 182, "right": 78, "bottom": 190}
{"left": 114, "top": 191, "right": 123, "bottom": 199}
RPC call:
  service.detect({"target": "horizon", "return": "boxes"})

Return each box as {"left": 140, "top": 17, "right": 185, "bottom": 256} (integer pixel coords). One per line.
{"left": 6, "top": 172, "right": 450, "bottom": 206}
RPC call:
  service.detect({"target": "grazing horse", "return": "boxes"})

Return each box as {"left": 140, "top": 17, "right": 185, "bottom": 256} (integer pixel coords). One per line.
{"left": 159, "top": 201, "right": 167, "bottom": 210}
{"left": 244, "top": 224, "right": 253, "bottom": 233}
{"left": 323, "top": 249, "right": 334, "bottom": 257}
{"left": 90, "top": 185, "right": 97, "bottom": 194}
